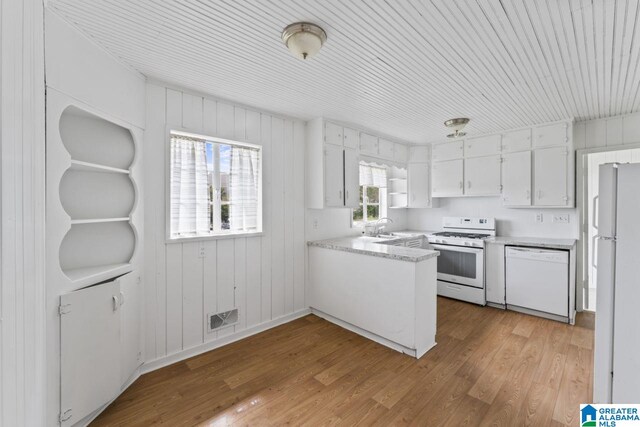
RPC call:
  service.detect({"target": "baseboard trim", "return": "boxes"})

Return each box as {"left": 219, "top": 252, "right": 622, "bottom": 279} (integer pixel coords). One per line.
{"left": 141, "top": 308, "right": 312, "bottom": 374}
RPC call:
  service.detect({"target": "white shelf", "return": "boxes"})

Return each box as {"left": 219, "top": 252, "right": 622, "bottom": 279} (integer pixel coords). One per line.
{"left": 388, "top": 192, "right": 407, "bottom": 195}
{"left": 63, "top": 263, "right": 133, "bottom": 284}
{"left": 387, "top": 178, "right": 407, "bottom": 182}
{"left": 389, "top": 206, "right": 408, "bottom": 209}
{"left": 70, "top": 217, "right": 130, "bottom": 225}
{"left": 70, "top": 160, "right": 129, "bottom": 174}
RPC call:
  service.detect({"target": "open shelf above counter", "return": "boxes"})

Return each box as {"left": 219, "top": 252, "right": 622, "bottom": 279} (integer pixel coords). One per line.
{"left": 70, "top": 159, "right": 130, "bottom": 174}
{"left": 70, "top": 217, "right": 130, "bottom": 225}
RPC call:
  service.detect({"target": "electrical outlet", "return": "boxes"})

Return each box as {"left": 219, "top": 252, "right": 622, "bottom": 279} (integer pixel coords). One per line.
{"left": 553, "top": 214, "right": 570, "bottom": 224}
{"left": 313, "top": 218, "right": 319, "bottom": 229}
{"left": 199, "top": 245, "right": 206, "bottom": 258}
{"left": 535, "top": 213, "right": 544, "bottom": 223}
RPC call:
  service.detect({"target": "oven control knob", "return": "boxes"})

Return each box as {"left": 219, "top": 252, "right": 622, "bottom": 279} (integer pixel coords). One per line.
{"left": 464, "top": 242, "right": 470, "bottom": 246}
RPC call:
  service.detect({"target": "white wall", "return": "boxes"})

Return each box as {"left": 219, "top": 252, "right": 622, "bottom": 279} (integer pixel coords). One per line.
{"left": 408, "top": 199, "right": 578, "bottom": 238}
{"left": 0, "top": 0, "right": 46, "bottom": 425}
{"left": 143, "top": 82, "right": 307, "bottom": 364}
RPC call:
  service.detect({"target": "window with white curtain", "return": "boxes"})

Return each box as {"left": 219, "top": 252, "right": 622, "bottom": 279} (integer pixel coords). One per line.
{"left": 169, "top": 130, "right": 262, "bottom": 239}
{"left": 353, "top": 162, "right": 387, "bottom": 225}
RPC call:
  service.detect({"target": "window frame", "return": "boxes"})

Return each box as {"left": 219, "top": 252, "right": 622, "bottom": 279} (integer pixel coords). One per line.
{"left": 166, "top": 127, "right": 263, "bottom": 242}
{"left": 352, "top": 184, "right": 387, "bottom": 227}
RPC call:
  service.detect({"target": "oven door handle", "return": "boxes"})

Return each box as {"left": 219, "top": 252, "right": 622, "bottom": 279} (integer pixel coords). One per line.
{"left": 431, "top": 244, "right": 484, "bottom": 254}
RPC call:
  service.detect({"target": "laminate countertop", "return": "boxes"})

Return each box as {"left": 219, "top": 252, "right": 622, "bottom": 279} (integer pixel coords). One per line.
{"left": 307, "top": 236, "right": 439, "bottom": 263}
{"left": 486, "top": 236, "right": 577, "bottom": 250}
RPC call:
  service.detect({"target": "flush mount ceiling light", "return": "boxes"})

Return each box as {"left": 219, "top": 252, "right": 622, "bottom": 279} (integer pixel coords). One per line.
{"left": 281, "top": 22, "right": 327, "bottom": 60}
{"left": 444, "top": 118, "right": 470, "bottom": 138}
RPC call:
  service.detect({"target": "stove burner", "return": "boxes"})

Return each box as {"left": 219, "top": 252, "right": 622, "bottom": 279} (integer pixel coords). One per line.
{"left": 432, "top": 231, "right": 490, "bottom": 239}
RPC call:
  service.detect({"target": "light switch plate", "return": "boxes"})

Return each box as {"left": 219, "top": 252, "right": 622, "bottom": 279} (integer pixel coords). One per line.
{"left": 552, "top": 214, "right": 570, "bottom": 224}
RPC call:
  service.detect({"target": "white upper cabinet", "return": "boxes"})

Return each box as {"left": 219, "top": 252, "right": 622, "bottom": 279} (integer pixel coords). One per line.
{"left": 359, "top": 132, "right": 379, "bottom": 156}
{"left": 342, "top": 127, "right": 359, "bottom": 150}
{"left": 464, "top": 155, "right": 501, "bottom": 196}
{"left": 502, "top": 128, "right": 531, "bottom": 153}
{"left": 394, "top": 143, "right": 408, "bottom": 162}
{"left": 343, "top": 149, "right": 360, "bottom": 208}
{"left": 502, "top": 151, "right": 532, "bottom": 206}
{"left": 323, "top": 144, "right": 345, "bottom": 207}
{"left": 407, "top": 163, "right": 432, "bottom": 208}
{"left": 534, "top": 146, "right": 570, "bottom": 206}
{"left": 464, "top": 135, "right": 501, "bottom": 158}
{"left": 378, "top": 139, "right": 395, "bottom": 159}
{"left": 409, "top": 145, "right": 430, "bottom": 163}
{"left": 432, "top": 159, "right": 463, "bottom": 197}
{"left": 532, "top": 122, "right": 569, "bottom": 149}
{"left": 325, "top": 122, "right": 343, "bottom": 146}
{"left": 432, "top": 140, "right": 464, "bottom": 161}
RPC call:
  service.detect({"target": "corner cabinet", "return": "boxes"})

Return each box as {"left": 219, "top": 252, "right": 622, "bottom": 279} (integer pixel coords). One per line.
{"left": 46, "top": 88, "right": 144, "bottom": 426}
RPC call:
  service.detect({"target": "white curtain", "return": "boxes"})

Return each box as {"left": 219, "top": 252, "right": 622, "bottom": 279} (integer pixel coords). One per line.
{"left": 229, "top": 146, "right": 260, "bottom": 231}
{"left": 359, "top": 162, "right": 387, "bottom": 187}
{"left": 170, "top": 135, "right": 209, "bottom": 236}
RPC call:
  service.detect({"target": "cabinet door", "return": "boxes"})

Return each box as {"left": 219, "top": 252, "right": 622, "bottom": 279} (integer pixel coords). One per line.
{"left": 432, "top": 159, "right": 463, "bottom": 197}
{"left": 60, "top": 280, "right": 121, "bottom": 426}
{"left": 502, "top": 128, "right": 531, "bottom": 153}
{"left": 409, "top": 145, "right": 430, "bottom": 162}
{"left": 502, "top": 151, "right": 532, "bottom": 206}
{"left": 464, "top": 135, "right": 501, "bottom": 158}
{"left": 324, "top": 122, "right": 343, "bottom": 146}
{"left": 534, "top": 147, "right": 569, "bottom": 206}
{"left": 432, "top": 140, "right": 463, "bottom": 161}
{"left": 120, "top": 273, "right": 142, "bottom": 386}
{"left": 532, "top": 122, "right": 569, "bottom": 149}
{"left": 408, "top": 163, "right": 431, "bottom": 208}
{"left": 485, "top": 243, "right": 505, "bottom": 305}
{"left": 342, "top": 127, "right": 359, "bottom": 150}
{"left": 343, "top": 149, "right": 360, "bottom": 208}
{"left": 378, "top": 139, "right": 395, "bottom": 159}
{"left": 465, "top": 155, "right": 501, "bottom": 196}
{"left": 324, "top": 144, "right": 344, "bottom": 207}
{"left": 359, "top": 132, "right": 378, "bottom": 155}
{"left": 394, "top": 143, "right": 408, "bottom": 162}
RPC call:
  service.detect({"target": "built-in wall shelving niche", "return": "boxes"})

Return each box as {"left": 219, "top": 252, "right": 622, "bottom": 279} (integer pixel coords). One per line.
{"left": 388, "top": 166, "right": 408, "bottom": 209}
{"left": 58, "top": 105, "right": 137, "bottom": 285}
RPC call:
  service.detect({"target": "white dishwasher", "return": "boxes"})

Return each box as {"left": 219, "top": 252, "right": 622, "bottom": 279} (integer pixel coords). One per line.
{"left": 505, "top": 246, "right": 569, "bottom": 319}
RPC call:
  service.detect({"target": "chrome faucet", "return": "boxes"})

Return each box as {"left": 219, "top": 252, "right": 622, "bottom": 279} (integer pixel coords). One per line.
{"left": 373, "top": 217, "right": 394, "bottom": 236}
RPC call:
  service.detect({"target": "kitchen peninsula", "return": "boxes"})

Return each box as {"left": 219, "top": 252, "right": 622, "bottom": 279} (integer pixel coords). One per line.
{"left": 307, "top": 235, "right": 439, "bottom": 358}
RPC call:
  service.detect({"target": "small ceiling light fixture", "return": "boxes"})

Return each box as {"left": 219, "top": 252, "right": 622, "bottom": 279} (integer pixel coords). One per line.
{"left": 444, "top": 118, "right": 470, "bottom": 138}
{"left": 281, "top": 22, "right": 327, "bottom": 60}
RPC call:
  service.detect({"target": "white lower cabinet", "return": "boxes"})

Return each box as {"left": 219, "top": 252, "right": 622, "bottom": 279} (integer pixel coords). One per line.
{"left": 60, "top": 272, "right": 141, "bottom": 426}
{"left": 432, "top": 159, "right": 463, "bottom": 197}
{"left": 464, "top": 155, "right": 501, "bottom": 196}
{"left": 534, "top": 146, "right": 569, "bottom": 206}
{"left": 485, "top": 243, "right": 505, "bottom": 306}
{"left": 407, "top": 163, "right": 432, "bottom": 207}
{"left": 120, "top": 273, "right": 143, "bottom": 386}
{"left": 60, "top": 280, "right": 122, "bottom": 426}
{"left": 502, "top": 151, "right": 532, "bottom": 206}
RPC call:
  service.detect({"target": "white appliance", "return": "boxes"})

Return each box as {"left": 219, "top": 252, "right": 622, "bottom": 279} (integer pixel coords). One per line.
{"left": 427, "top": 217, "right": 495, "bottom": 305}
{"left": 593, "top": 163, "right": 640, "bottom": 404}
{"left": 505, "top": 247, "right": 569, "bottom": 321}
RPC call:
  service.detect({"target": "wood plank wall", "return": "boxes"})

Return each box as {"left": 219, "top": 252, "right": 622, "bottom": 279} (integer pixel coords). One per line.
{"left": 574, "top": 111, "right": 640, "bottom": 149}
{"left": 143, "top": 83, "right": 306, "bottom": 362}
{"left": 0, "top": 0, "right": 46, "bottom": 425}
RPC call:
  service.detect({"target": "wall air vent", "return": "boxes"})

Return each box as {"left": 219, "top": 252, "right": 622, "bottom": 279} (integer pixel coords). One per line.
{"left": 207, "top": 309, "right": 238, "bottom": 332}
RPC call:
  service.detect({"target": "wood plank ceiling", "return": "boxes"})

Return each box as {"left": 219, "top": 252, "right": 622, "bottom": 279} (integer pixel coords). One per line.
{"left": 48, "top": 0, "right": 640, "bottom": 143}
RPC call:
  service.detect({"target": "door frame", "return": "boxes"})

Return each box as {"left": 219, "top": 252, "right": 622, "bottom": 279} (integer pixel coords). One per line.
{"left": 575, "top": 143, "right": 640, "bottom": 311}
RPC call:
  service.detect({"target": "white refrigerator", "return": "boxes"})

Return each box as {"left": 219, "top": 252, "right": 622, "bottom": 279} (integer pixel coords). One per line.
{"left": 593, "top": 163, "right": 640, "bottom": 403}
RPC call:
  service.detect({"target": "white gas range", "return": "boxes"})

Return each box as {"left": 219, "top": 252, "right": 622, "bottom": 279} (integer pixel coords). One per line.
{"left": 427, "top": 217, "right": 496, "bottom": 305}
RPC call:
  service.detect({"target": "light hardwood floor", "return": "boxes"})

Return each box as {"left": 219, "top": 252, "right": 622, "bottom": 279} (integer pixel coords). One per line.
{"left": 92, "top": 297, "right": 594, "bottom": 426}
